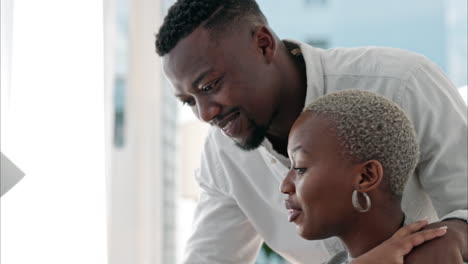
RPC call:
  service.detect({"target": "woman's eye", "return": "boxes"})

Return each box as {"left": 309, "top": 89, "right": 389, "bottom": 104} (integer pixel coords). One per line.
{"left": 294, "top": 168, "right": 307, "bottom": 175}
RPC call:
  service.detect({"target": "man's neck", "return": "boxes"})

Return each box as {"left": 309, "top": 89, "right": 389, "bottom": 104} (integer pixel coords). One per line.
{"left": 266, "top": 41, "right": 308, "bottom": 153}
{"left": 266, "top": 134, "right": 289, "bottom": 157}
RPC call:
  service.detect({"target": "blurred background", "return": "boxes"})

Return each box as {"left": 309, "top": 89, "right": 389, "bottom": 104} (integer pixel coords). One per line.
{"left": 1, "top": 0, "right": 466, "bottom": 264}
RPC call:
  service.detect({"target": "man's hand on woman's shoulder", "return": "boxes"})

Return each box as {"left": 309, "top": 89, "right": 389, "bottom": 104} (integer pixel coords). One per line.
{"left": 352, "top": 218, "right": 449, "bottom": 264}
{"left": 404, "top": 219, "right": 466, "bottom": 264}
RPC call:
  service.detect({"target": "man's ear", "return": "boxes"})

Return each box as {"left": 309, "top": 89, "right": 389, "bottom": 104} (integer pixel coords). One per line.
{"left": 353, "top": 160, "right": 384, "bottom": 192}
{"left": 253, "top": 25, "right": 276, "bottom": 63}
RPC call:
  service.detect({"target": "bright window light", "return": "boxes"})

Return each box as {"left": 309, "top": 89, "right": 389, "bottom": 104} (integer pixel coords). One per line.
{"left": 459, "top": 85, "right": 467, "bottom": 104}
{"left": 1, "top": 1, "right": 107, "bottom": 264}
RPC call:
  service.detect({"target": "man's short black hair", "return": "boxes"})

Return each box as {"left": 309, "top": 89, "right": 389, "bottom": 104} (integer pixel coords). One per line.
{"left": 155, "top": 0, "right": 265, "bottom": 56}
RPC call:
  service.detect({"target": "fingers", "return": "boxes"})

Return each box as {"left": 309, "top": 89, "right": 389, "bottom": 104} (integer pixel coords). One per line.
{"left": 398, "top": 226, "right": 448, "bottom": 256}
{"left": 406, "top": 226, "right": 448, "bottom": 247}
{"left": 393, "top": 217, "right": 429, "bottom": 238}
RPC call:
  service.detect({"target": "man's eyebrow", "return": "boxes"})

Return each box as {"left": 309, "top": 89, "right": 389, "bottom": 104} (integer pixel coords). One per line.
{"left": 174, "top": 68, "right": 215, "bottom": 98}
{"left": 192, "top": 68, "right": 214, "bottom": 89}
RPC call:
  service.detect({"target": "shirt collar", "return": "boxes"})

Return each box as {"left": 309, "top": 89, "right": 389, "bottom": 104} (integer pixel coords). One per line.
{"left": 284, "top": 39, "right": 326, "bottom": 107}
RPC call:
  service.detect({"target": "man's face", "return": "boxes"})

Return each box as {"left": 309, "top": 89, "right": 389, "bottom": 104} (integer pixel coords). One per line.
{"left": 281, "top": 112, "right": 361, "bottom": 240}
{"left": 162, "top": 26, "right": 280, "bottom": 150}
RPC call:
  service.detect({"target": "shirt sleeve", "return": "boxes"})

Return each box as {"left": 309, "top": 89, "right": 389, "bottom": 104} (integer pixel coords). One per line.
{"left": 182, "top": 133, "right": 263, "bottom": 264}
{"left": 401, "top": 59, "right": 467, "bottom": 221}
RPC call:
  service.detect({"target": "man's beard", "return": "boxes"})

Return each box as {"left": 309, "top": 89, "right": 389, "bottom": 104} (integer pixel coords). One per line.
{"left": 233, "top": 119, "right": 270, "bottom": 151}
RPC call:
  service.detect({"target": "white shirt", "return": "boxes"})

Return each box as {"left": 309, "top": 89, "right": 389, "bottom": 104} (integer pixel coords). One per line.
{"left": 182, "top": 40, "right": 468, "bottom": 264}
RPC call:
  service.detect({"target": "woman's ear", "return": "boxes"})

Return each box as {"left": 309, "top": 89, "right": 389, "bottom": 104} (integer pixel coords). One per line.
{"left": 354, "top": 160, "right": 384, "bottom": 192}
{"left": 253, "top": 25, "right": 276, "bottom": 63}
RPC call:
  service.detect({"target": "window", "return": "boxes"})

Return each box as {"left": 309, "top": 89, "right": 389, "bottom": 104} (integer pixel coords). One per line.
{"left": 1, "top": 1, "right": 107, "bottom": 264}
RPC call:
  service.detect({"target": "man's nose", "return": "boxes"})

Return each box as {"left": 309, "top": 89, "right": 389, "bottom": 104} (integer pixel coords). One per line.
{"left": 280, "top": 170, "right": 296, "bottom": 194}
{"left": 195, "top": 97, "right": 221, "bottom": 123}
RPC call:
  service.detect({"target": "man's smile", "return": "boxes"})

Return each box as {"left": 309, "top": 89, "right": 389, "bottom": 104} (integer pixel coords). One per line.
{"left": 214, "top": 110, "right": 243, "bottom": 138}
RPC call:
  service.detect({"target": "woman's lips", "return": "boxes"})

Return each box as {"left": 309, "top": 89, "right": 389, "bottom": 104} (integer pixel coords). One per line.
{"left": 284, "top": 200, "right": 303, "bottom": 222}
{"left": 288, "top": 209, "right": 302, "bottom": 222}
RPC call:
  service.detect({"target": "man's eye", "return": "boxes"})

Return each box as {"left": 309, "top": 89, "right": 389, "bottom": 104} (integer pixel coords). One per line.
{"left": 200, "top": 84, "right": 213, "bottom": 92}
{"left": 182, "top": 98, "right": 195, "bottom": 106}
{"left": 200, "top": 78, "right": 222, "bottom": 93}
{"left": 294, "top": 168, "right": 307, "bottom": 175}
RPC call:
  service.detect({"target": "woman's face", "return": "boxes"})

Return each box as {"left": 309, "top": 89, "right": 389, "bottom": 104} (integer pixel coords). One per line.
{"left": 281, "top": 112, "right": 362, "bottom": 240}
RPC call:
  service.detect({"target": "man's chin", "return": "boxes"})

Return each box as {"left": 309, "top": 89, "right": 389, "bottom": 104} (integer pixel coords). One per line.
{"left": 220, "top": 118, "right": 269, "bottom": 151}
{"left": 232, "top": 130, "right": 267, "bottom": 151}
{"left": 234, "top": 140, "right": 262, "bottom": 151}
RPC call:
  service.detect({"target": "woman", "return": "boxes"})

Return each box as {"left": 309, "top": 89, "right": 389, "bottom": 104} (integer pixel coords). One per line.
{"left": 280, "top": 90, "right": 452, "bottom": 263}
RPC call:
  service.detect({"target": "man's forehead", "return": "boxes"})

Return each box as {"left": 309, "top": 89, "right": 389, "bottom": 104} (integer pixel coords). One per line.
{"left": 162, "top": 28, "right": 219, "bottom": 88}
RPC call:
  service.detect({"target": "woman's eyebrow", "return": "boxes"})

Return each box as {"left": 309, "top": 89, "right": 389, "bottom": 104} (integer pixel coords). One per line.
{"left": 290, "top": 145, "right": 310, "bottom": 156}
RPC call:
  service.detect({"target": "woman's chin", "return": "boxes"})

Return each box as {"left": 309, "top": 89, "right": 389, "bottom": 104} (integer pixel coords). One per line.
{"left": 297, "top": 226, "right": 312, "bottom": 240}
{"left": 297, "top": 226, "right": 327, "bottom": 241}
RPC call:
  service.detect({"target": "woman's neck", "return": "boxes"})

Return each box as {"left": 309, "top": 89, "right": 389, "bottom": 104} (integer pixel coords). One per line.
{"left": 339, "top": 205, "right": 405, "bottom": 258}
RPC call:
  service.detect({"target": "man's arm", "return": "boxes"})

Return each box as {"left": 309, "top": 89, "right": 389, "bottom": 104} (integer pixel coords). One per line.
{"left": 182, "top": 181, "right": 263, "bottom": 263}
{"left": 182, "top": 132, "right": 263, "bottom": 264}
{"left": 401, "top": 58, "right": 468, "bottom": 262}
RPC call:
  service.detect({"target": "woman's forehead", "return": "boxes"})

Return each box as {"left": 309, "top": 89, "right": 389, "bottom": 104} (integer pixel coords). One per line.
{"left": 289, "top": 112, "right": 337, "bottom": 150}
{"left": 292, "top": 112, "right": 334, "bottom": 136}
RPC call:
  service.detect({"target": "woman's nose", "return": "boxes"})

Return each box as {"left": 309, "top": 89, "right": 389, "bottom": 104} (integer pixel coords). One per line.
{"left": 280, "top": 170, "right": 295, "bottom": 194}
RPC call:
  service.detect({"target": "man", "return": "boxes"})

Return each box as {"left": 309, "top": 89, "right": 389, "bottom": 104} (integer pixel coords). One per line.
{"left": 155, "top": 0, "right": 468, "bottom": 263}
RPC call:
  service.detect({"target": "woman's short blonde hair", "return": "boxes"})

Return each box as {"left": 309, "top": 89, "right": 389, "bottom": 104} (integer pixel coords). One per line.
{"left": 304, "top": 90, "right": 419, "bottom": 196}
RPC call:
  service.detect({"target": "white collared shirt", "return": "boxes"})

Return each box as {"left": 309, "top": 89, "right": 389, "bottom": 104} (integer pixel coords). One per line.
{"left": 182, "top": 40, "right": 468, "bottom": 264}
